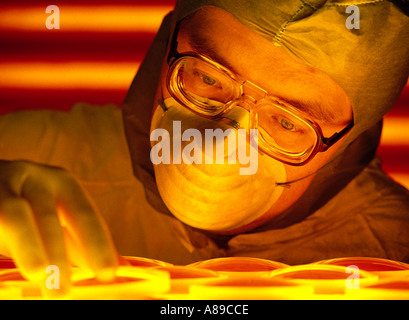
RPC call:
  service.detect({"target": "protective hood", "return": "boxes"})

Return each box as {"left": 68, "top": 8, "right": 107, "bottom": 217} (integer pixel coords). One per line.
{"left": 122, "top": 0, "right": 409, "bottom": 229}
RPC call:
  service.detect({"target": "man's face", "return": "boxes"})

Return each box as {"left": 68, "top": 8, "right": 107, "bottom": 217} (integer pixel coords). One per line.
{"left": 150, "top": 7, "right": 352, "bottom": 234}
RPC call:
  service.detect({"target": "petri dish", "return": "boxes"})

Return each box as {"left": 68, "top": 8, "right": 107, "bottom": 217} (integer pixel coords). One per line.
{"left": 123, "top": 256, "right": 173, "bottom": 268}
{"left": 188, "top": 257, "right": 288, "bottom": 279}
{"left": 0, "top": 264, "right": 171, "bottom": 300}
{"left": 314, "top": 256, "right": 409, "bottom": 279}
{"left": 269, "top": 264, "right": 378, "bottom": 295}
{"left": 314, "top": 256, "right": 409, "bottom": 271}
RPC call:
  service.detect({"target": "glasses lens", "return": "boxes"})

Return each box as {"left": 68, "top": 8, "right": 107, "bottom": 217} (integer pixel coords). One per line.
{"left": 257, "top": 101, "right": 318, "bottom": 162}
{"left": 171, "top": 57, "right": 239, "bottom": 116}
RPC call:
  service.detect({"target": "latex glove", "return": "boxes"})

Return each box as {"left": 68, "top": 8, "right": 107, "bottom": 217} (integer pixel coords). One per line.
{"left": 0, "top": 160, "right": 119, "bottom": 296}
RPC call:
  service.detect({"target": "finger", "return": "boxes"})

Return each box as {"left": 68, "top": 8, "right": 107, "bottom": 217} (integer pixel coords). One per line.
{"left": 0, "top": 196, "right": 48, "bottom": 283}
{"left": 55, "top": 176, "right": 118, "bottom": 281}
{"left": 21, "top": 178, "right": 71, "bottom": 296}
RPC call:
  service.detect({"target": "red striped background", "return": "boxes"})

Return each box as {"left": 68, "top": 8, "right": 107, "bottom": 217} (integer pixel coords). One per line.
{"left": 0, "top": 0, "right": 408, "bottom": 188}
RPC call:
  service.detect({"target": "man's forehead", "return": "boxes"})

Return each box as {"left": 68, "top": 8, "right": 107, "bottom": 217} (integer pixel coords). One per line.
{"left": 177, "top": 7, "right": 352, "bottom": 126}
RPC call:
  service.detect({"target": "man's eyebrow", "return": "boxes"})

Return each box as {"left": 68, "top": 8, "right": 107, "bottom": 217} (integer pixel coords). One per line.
{"left": 282, "top": 98, "right": 334, "bottom": 123}
{"left": 281, "top": 96, "right": 351, "bottom": 126}
{"left": 185, "top": 30, "right": 239, "bottom": 74}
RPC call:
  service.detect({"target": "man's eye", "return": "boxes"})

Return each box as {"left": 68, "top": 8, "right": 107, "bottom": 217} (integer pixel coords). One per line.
{"left": 200, "top": 74, "right": 217, "bottom": 86}
{"left": 280, "top": 118, "right": 296, "bottom": 131}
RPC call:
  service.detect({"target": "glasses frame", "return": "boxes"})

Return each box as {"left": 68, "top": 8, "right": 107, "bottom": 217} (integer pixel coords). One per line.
{"left": 165, "top": 23, "right": 354, "bottom": 166}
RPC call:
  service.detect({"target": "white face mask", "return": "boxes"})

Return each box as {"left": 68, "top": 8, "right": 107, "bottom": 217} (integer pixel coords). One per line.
{"left": 150, "top": 98, "right": 286, "bottom": 232}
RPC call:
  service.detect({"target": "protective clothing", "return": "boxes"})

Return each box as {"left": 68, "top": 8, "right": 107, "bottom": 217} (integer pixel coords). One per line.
{"left": 1, "top": 0, "right": 409, "bottom": 265}
{"left": 122, "top": 0, "right": 409, "bottom": 264}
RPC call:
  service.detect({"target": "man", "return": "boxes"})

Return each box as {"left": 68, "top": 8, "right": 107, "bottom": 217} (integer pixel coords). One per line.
{"left": 0, "top": 0, "right": 408, "bottom": 294}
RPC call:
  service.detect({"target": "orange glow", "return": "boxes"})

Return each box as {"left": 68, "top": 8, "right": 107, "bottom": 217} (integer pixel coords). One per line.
{"left": 0, "top": 2, "right": 408, "bottom": 301}
{"left": 379, "top": 115, "right": 409, "bottom": 189}
{"left": 0, "top": 5, "right": 172, "bottom": 32}
{"left": 1, "top": 256, "right": 408, "bottom": 299}
{"left": 0, "top": 62, "right": 139, "bottom": 90}
{"left": 381, "top": 116, "right": 409, "bottom": 146}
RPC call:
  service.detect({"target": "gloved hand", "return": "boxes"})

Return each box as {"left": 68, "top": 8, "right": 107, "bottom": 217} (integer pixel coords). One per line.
{"left": 0, "top": 160, "right": 119, "bottom": 296}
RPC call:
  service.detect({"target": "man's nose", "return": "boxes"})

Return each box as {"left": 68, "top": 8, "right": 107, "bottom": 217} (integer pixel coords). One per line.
{"left": 203, "top": 105, "right": 253, "bottom": 162}
{"left": 241, "top": 80, "right": 267, "bottom": 103}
